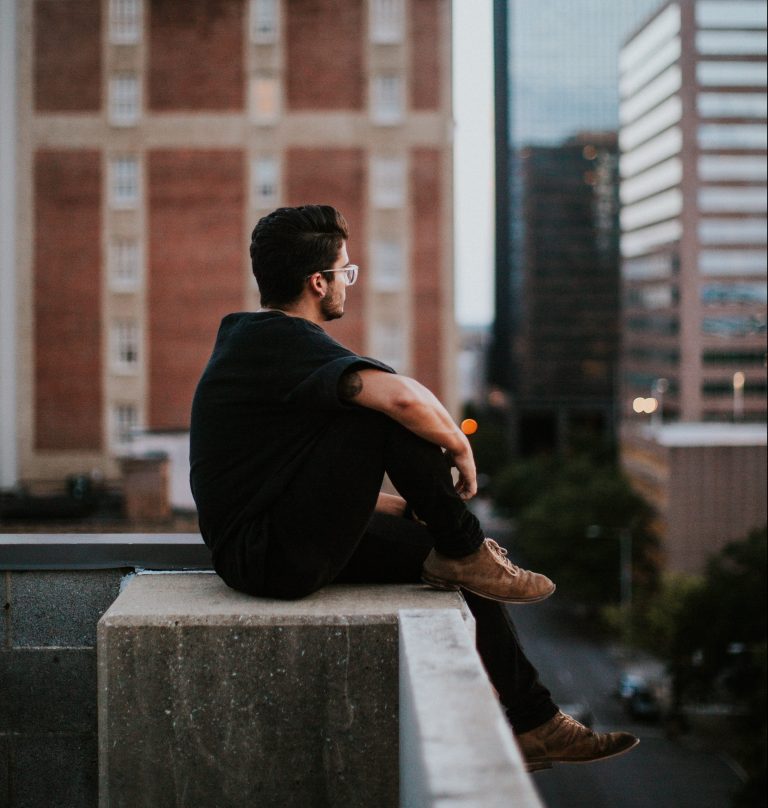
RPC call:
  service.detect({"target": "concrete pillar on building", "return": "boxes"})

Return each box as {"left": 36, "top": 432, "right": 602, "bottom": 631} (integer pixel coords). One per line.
{"left": 0, "top": 0, "right": 19, "bottom": 490}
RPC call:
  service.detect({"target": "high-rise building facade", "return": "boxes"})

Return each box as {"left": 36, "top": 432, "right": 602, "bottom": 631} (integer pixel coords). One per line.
{"left": 1, "top": 0, "right": 454, "bottom": 489}
{"left": 619, "top": 0, "right": 767, "bottom": 423}
{"left": 491, "top": 0, "right": 660, "bottom": 452}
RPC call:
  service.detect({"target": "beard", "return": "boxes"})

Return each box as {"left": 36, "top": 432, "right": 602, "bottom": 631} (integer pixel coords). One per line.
{"left": 320, "top": 288, "right": 344, "bottom": 321}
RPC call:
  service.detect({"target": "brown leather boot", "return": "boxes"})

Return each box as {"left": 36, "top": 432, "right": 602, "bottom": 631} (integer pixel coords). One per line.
{"left": 517, "top": 711, "right": 639, "bottom": 767}
{"left": 421, "top": 538, "right": 556, "bottom": 603}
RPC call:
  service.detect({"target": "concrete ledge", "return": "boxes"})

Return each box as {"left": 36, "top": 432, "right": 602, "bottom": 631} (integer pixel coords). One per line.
{"left": 98, "top": 575, "right": 473, "bottom": 808}
{"left": 399, "top": 609, "right": 544, "bottom": 808}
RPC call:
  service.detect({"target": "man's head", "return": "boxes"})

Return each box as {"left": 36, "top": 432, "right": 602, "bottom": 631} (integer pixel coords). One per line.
{"left": 250, "top": 205, "right": 350, "bottom": 313}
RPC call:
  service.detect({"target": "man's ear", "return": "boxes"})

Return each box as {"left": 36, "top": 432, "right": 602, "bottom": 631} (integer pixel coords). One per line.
{"left": 307, "top": 272, "right": 326, "bottom": 297}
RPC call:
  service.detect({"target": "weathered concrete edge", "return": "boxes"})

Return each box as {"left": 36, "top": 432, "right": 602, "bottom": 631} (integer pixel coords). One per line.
{"left": 399, "top": 609, "right": 544, "bottom": 808}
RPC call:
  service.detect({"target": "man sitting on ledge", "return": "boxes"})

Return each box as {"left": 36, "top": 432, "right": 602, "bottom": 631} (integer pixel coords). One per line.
{"left": 189, "top": 205, "right": 638, "bottom": 772}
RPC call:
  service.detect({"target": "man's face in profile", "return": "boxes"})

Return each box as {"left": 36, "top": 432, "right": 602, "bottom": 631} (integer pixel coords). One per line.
{"left": 320, "top": 242, "right": 350, "bottom": 322}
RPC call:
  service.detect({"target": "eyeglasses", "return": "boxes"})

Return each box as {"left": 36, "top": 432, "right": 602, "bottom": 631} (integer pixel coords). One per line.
{"left": 310, "top": 265, "right": 359, "bottom": 286}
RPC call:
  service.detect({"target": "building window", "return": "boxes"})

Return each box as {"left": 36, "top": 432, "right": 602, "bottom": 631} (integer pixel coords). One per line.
{"left": 371, "top": 156, "right": 405, "bottom": 208}
{"left": 250, "top": 0, "right": 278, "bottom": 43}
{"left": 371, "top": 75, "right": 404, "bottom": 125}
{"left": 112, "top": 320, "right": 140, "bottom": 374}
{"left": 110, "top": 238, "right": 141, "bottom": 291}
{"left": 109, "top": 0, "right": 142, "bottom": 45}
{"left": 110, "top": 157, "right": 139, "bottom": 209}
{"left": 698, "top": 155, "right": 768, "bottom": 181}
{"left": 699, "top": 249, "right": 767, "bottom": 276}
{"left": 371, "top": 0, "right": 404, "bottom": 43}
{"left": 696, "top": 30, "right": 768, "bottom": 56}
{"left": 696, "top": 1, "right": 768, "bottom": 30}
{"left": 109, "top": 73, "right": 140, "bottom": 126}
{"left": 250, "top": 76, "right": 280, "bottom": 123}
{"left": 371, "top": 239, "right": 404, "bottom": 291}
{"left": 703, "top": 350, "right": 767, "bottom": 366}
{"left": 698, "top": 92, "right": 768, "bottom": 119}
{"left": 698, "top": 186, "right": 767, "bottom": 214}
{"left": 698, "top": 218, "right": 768, "bottom": 245}
{"left": 701, "top": 283, "right": 768, "bottom": 306}
{"left": 251, "top": 156, "right": 279, "bottom": 207}
{"left": 697, "top": 61, "right": 767, "bottom": 87}
{"left": 112, "top": 403, "right": 139, "bottom": 450}
{"left": 371, "top": 320, "right": 407, "bottom": 371}
{"left": 702, "top": 315, "right": 767, "bottom": 338}
{"left": 698, "top": 123, "right": 767, "bottom": 150}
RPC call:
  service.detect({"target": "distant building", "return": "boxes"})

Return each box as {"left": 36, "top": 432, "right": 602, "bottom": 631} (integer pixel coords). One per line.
{"left": 621, "top": 422, "right": 767, "bottom": 572}
{"left": 1, "top": 0, "right": 455, "bottom": 490}
{"left": 491, "top": 0, "right": 661, "bottom": 454}
{"left": 513, "top": 133, "right": 621, "bottom": 454}
{"left": 618, "top": 0, "right": 767, "bottom": 424}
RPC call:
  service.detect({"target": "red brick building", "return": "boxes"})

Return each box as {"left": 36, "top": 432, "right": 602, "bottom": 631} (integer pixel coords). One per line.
{"left": 4, "top": 0, "right": 455, "bottom": 487}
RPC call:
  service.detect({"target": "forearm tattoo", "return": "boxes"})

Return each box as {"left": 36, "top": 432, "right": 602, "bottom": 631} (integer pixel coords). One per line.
{"left": 339, "top": 370, "right": 363, "bottom": 401}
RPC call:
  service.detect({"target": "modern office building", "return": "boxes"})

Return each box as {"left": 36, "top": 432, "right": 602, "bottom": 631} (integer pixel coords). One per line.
{"left": 1, "top": 0, "right": 455, "bottom": 490}
{"left": 491, "top": 0, "right": 661, "bottom": 453}
{"left": 512, "top": 133, "right": 622, "bottom": 454}
{"left": 619, "top": 0, "right": 767, "bottom": 424}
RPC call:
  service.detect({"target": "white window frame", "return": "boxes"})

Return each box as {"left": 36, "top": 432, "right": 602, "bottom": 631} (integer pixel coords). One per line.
{"left": 251, "top": 155, "right": 280, "bottom": 208}
{"left": 109, "top": 73, "right": 140, "bottom": 127}
{"left": 111, "top": 403, "right": 139, "bottom": 451}
{"left": 371, "top": 320, "right": 407, "bottom": 371}
{"left": 250, "top": 0, "right": 279, "bottom": 44}
{"left": 371, "top": 239, "right": 404, "bottom": 291}
{"left": 110, "top": 237, "right": 141, "bottom": 292}
{"left": 111, "top": 320, "right": 140, "bottom": 375}
{"left": 371, "top": 156, "right": 406, "bottom": 208}
{"left": 110, "top": 156, "right": 140, "bottom": 210}
{"left": 371, "top": 0, "right": 404, "bottom": 44}
{"left": 109, "top": 0, "right": 142, "bottom": 45}
{"left": 371, "top": 74, "right": 404, "bottom": 125}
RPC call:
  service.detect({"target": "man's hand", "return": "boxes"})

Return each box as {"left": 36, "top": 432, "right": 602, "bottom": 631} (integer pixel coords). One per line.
{"left": 446, "top": 445, "right": 478, "bottom": 500}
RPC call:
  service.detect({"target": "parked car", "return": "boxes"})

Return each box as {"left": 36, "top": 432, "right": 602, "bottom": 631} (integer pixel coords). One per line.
{"left": 616, "top": 673, "right": 646, "bottom": 701}
{"left": 628, "top": 686, "right": 661, "bottom": 722}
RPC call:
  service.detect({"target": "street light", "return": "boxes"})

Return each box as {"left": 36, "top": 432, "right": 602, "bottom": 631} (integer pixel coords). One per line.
{"left": 733, "top": 371, "right": 745, "bottom": 422}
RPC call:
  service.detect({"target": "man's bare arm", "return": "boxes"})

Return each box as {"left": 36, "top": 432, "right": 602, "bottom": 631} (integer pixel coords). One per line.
{"left": 339, "top": 369, "right": 477, "bottom": 499}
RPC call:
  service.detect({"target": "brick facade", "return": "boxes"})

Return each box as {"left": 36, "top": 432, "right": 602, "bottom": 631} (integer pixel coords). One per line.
{"left": 148, "top": 0, "right": 245, "bottom": 111}
{"left": 34, "top": 0, "right": 101, "bottom": 111}
{"left": 410, "top": 0, "right": 441, "bottom": 110}
{"left": 148, "top": 150, "right": 245, "bottom": 430}
{"left": 410, "top": 148, "right": 443, "bottom": 398}
{"left": 286, "top": 0, "right": 365, "bottom": 110}
{"left": 34, "top": 151, "right": 103, "bottom": 451}
{"left": 286, "top": 148, "right": 367, "bottom": 353}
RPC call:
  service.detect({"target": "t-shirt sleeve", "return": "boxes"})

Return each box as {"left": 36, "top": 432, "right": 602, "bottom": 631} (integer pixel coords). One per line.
{"left": 284, "top": 354, "right": 395, "bottom": 411}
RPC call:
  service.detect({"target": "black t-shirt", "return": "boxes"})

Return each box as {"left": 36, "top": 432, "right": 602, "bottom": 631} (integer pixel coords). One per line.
{"left": 189, "top": 310, "right": 393, "bottom": 559}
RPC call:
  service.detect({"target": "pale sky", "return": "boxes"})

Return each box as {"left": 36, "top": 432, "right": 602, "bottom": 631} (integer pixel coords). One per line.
{"left": 453, "top": 0, "right": 495, "bottom": 327}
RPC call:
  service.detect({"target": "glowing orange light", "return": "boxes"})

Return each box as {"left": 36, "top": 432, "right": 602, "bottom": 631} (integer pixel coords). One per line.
{"left": 460, "top": 418, "right": 478, "bottom": 435}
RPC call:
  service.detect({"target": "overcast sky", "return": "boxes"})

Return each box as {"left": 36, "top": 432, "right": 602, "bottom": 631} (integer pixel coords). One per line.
{"left": 453, "top": 0, "right": 495, "bottom": 327}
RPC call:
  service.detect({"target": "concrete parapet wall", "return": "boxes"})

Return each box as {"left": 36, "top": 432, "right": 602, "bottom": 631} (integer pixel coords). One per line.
{"left": 399, "top": 609, "right": 544, "bottom": 808}
{"left": 98, "top": 575, "right": 475, "bottom": 808}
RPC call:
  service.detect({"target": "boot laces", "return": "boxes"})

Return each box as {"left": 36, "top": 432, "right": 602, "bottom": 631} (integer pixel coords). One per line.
{"left": 486, "top": 539, "right": 520, "bottom": 576}
{"left": 558, "top": 711, "right": 595, "bottom": 739}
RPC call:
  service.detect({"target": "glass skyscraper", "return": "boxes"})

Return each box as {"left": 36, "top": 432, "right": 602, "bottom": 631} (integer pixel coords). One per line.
{"left": 491, "top": 0, "right": 663, "bottom": 452}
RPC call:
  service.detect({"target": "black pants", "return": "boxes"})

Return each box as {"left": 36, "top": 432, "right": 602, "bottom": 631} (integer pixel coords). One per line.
{"left": 222, "top": 409, "right": 558, "bottom": 733}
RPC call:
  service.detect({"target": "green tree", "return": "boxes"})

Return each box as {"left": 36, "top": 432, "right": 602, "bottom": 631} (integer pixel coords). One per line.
{"left": 494, "top": 455, "right": 659, "bottom": 608}
{"left": 665, "top": 528, "right": 766, "bottom": 807}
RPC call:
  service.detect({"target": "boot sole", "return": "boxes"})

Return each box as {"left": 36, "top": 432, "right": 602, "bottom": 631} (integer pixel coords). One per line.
{"left": 524, "top": 737, "right": 640, "bottom": 767}
{"left": 421, "top": 573, "right": 556, "bottom": 604}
